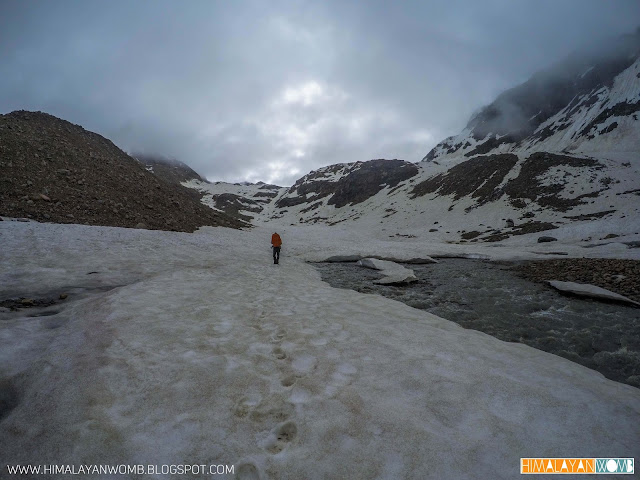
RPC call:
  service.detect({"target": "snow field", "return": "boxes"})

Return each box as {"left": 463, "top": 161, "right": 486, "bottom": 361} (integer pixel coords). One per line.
{"left": 0, "top": 221, "right": 639, "bottom": 479}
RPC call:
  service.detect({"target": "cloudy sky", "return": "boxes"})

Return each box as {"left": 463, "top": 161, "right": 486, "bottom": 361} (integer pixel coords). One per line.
{"left": 1, "top": 1, "right": 638, "bottom": 185}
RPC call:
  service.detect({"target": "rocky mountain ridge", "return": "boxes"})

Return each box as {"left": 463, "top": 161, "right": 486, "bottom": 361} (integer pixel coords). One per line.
{"left": 184, "top": 180, "right": 285, "bottom": 223}
{"left": 135, "top": 153, "right": 209, "bottom": 185}
{"left": 0, "top": 111, "right": 246, "bottom": 231}
{"left": 424, "top": 28, "right": 640, "bottom": 162}
{"left": 191, "top": 149, "right": 638, "bottom": 244}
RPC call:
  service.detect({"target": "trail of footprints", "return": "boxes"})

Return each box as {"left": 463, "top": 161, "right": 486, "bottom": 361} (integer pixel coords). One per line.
{"left": 233, "top": 319, "right": 300, "bottom": 479}
{"left": 235, "top": 314, "right": 358, "bottom": 479}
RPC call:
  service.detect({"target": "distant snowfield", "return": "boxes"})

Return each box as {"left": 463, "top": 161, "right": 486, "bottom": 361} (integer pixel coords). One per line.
{"left": 1, "top": 221, "right": 639, "bottom": 479}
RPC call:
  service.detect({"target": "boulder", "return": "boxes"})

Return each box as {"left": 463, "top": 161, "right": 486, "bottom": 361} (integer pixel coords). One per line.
{"left": 537, "top": 236, "right": 558, "bottom": 243}
{"left": 547, "top": 280, "right": 640, "bottom": 307}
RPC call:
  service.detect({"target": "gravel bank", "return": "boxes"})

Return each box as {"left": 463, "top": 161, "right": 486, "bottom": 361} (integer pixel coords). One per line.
{"left": 513, "top": 258, "right": 640, "bottom": 304}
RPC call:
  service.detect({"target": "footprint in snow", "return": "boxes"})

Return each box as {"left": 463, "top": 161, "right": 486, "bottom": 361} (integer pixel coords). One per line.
{"left": 280, "top": 374, "right": 296, "bottom": 387}
{"left": 235, "top": 462, "right": 260, "bottom": 480}
{"left": 270, "top": 328, "right": 286, "bottom": 343}
{"left": 265, "top": 421, "right": 298, "bottom": 454}
{"left": 272, "top": 347, "right": 287, "bottom": 360}
{"left": 248, "top": 395, "right": 295, "bottom": 423}
{"left": 233, "top": 394, "right": 262, "bottom": 418}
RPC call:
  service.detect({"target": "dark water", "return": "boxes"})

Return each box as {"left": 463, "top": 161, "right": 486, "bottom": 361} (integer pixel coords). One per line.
{"left": 315, "top": 259, "right": 640, "bottom": 388}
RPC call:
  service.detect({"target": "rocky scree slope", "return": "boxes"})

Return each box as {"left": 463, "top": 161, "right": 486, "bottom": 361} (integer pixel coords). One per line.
{"left": 0, "top": 111, "right": 246, "bottom": 231}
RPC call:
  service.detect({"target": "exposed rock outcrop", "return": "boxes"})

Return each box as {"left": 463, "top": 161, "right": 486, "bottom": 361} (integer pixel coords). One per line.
{"left": 276, "top": 159, "right": 418, "bottom": 209}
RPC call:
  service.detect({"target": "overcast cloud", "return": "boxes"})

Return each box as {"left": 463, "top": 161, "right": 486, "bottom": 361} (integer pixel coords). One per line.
{"left": 1, "top": 1, "right": 638, "bottom": 185}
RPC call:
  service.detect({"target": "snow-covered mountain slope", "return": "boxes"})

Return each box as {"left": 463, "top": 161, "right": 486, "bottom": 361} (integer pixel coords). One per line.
{"left": 424, "top": 29, "right": 640, "bottom": 163}
{"left": 183, "top": 30, "right": 640, "bottom": 244}
{"left": 185, "top": 160, "right": 423, "bottom": 227}
{"left": 184, "top": 179, "right": 286, "bottom": 222}
{"left": 1, "top": 221, "right": 638, "bottom": 478}
{"left": 270, "top": 159, "right": 419, "bottom": 225}
{"left": 187, "top": 152, "right": 640, "bottom": 245}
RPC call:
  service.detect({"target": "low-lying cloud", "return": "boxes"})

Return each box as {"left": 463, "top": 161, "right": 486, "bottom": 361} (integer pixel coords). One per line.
{"left": 1, "top": 0, "right": 638, "bottom": 185}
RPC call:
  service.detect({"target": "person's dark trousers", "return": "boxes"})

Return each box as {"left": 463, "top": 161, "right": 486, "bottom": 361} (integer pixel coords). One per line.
{"left": 273, "top": 246, "right": 281, "bottom": 264}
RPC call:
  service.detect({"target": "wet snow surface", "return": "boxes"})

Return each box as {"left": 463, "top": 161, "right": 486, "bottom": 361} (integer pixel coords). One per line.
{"left": 1, "top": 222, "right": 639, "bottom": 480}
{"left": 316, "top": 259, "right": 640, "bottom": 387}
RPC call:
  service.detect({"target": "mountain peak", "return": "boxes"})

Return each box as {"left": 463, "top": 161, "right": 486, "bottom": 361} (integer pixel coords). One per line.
{"left": 424, "top": 29, "right": 640, "bottom": 162}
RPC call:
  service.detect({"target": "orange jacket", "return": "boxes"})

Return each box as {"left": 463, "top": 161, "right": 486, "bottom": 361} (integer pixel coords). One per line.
{"left": 271, "top": 233, "right": 282, "bottom": 247}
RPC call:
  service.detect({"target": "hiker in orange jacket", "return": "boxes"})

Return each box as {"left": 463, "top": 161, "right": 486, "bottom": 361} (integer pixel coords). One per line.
{"left": 271, "top": 232, "right": 282, "bottom": 264}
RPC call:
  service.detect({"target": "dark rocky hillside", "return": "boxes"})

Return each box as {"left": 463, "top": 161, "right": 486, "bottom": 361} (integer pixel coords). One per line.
{"left": 210, "top": 193, "right": 264, "bottom": 222}
{"left": 412, "top": 152, "right": 607, "bottom": 212}
{"left": 0, "top": 111, "right": 246, "bottom": 231}
{"left": 411, "top": 154, "right": 519, "bottom": 206}
{"left": 275, "top": 159, "right": 418, "bottom": 209}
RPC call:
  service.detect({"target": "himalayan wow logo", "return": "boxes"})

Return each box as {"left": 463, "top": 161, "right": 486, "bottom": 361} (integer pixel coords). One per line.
{"left": 520, "top": 458, "right": 634, "bottom": 474}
